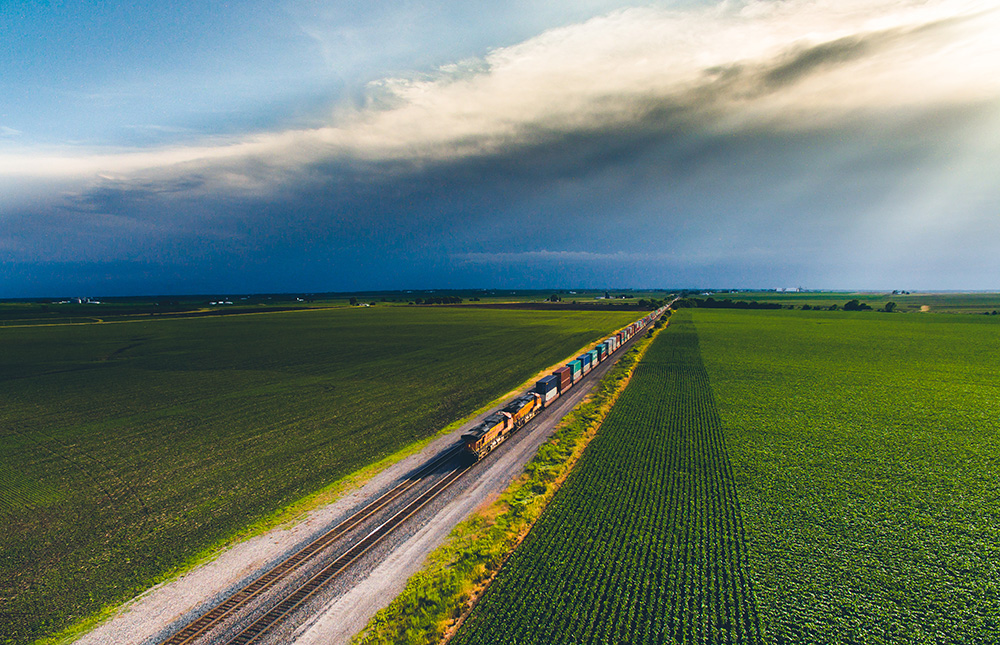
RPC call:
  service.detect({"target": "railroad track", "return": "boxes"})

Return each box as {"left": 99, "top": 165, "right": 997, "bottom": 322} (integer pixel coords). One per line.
{"left": 161, "top": 447, "right": 463, "bottom": 645}
{"left": 159, "top": 310, "right": 666, "bottom": 645}
{"left": 226, "top": 465, "right": 471, "bottom": 645}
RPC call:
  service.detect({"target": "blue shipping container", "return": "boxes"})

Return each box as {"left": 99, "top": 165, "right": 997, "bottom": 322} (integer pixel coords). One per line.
{"left": 535, "top": 374, "right": 560, "bottom": 394}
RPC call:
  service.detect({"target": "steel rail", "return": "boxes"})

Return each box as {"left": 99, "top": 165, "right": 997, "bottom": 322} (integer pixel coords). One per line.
{"left": 226, "top": 465, "right": 472, "bottom": 645}
{"left": 160, "top": 446, "right": 462, "bottom": 645}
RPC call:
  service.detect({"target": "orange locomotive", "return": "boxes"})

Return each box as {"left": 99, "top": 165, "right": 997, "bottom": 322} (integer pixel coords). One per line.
{"left": 461, "top": 392, "right": 542, "bottom": 459}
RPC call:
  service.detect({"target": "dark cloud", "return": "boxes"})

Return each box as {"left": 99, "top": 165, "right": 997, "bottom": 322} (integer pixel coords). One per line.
{"left": 3, "top": 3, "right": 998, "bottom": 297}
{"left": 1, "top": 105, "right": 972, "bottom": 295}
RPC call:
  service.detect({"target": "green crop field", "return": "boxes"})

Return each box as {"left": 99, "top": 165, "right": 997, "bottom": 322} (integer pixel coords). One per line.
{"left": 695, "top": 308, "right": 1000, "bottom": 643}
{"left": 452, "top": 315, "right": 761, "bottom": 644}
{"left": 454, "top": 307, "right": 1000, "bottom": 645}
{"left": 695, "top": 290, "right": 1000, "bottom": 314}
{"left": 0, "top": 306, "right": 638, "bottom": 645}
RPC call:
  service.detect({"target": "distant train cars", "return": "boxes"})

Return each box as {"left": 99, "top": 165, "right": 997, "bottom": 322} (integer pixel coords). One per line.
{"left": 461, "top": 308, "right": 666, "bottom": 459}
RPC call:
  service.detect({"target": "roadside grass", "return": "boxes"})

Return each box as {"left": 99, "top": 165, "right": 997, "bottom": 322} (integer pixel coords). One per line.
{"left": 695, "top": 308, "right": 1000, "bottom": 643}
{"left": 0, "top": 306, "right": 638, "bottom": 645}
{"left": 352, "top": 315, "right": 667, "bottom": 645}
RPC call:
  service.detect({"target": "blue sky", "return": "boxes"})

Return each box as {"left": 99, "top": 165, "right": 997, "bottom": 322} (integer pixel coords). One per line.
{"left": 2, "top": 0, "right": 999, "bottom": 296}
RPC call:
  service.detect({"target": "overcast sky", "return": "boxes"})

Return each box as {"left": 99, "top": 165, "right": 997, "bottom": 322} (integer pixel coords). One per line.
{"left": 2, "top": 0, "right": 999, "bottom": 297}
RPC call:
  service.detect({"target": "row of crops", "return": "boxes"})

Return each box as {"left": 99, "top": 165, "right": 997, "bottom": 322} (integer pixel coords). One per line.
{"left": 452, "top": 315, "right": 761, "bottom": 644}
{"left": 695, "top": 308, "right": 1000, "bottom": 644}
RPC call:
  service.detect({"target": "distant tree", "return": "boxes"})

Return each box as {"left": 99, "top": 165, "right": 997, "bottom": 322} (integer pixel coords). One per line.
{"left": 843, "top": 299, "right": 872, "bottom": 311}
{"left": 801, "top": 304, "right": 812, "bottom": 310}
{"left": 882, "top": 301, "right": 897, "bottom": 313}
{"left": 548, "top": 294, "right": 561, "bottom": 302}
{"left": 828, "top": 304, "right": 839, "bottom": 311}
{"left": 349, "top": 297, "right": 358, "bottom": 306}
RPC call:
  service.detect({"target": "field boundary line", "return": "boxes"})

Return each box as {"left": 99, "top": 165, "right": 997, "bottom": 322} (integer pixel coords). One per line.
{"left": 351, "top": 314, "right": 670, "bottom": 645}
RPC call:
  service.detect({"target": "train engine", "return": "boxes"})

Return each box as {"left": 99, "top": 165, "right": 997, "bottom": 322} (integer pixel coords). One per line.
{"left": 461, "top": 392, "right": 542, "bottom": 460}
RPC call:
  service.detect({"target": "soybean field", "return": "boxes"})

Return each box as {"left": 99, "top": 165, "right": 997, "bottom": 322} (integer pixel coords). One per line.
{"left": 0, "top": 306, "right": 637, "bottom": 645}
{"left": 696, "top": 308, "right": 1000, "bottom": 644}
{"left": 452, "top": 315, "right": 761, "bottom": 644}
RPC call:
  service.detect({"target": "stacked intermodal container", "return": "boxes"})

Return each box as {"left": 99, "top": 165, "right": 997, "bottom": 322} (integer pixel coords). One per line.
{"left": 577, "top": 353, "right": 592, "bottom": 375}
{"left": 535, "top": 374, "right": 560, "bottom": 407}
{"left": 568, "top": 359, "right": 583, "bottom": 383}
{"left": 554, "top": 366, "right": 573, "bottom": 393}
{"left": 588, "top": 349, "right": 599, "bottom": 366}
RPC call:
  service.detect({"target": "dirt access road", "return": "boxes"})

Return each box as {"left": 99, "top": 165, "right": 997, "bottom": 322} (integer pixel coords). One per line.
{"left": 76, "top": 319, "right": 656, "bottom": 645}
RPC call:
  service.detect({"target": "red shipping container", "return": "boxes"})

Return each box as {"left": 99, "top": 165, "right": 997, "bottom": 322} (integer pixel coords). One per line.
{"left": 554, "top": 366, "right": 573, "bottom": 391}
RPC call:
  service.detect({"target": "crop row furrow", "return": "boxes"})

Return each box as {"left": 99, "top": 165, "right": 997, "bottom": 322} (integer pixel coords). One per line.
{"left": 452, "top": 317, "right": 760, "bottom": 644}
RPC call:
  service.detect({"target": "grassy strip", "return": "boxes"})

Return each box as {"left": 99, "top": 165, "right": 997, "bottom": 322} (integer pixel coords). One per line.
{"left": 352, "top": 315, "right": 669, "bottom": 645}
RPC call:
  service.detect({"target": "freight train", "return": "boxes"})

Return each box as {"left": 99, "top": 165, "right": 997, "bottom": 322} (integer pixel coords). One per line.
{"left": 461, "top": 307, "right": 667, "bottom": 459}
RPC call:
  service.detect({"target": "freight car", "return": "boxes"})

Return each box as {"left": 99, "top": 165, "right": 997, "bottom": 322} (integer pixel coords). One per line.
{"left": 460, "top": 307, "right": 668, "bottom": 460}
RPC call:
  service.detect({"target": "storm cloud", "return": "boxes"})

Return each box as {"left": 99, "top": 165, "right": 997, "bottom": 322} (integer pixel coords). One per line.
{"left": 2, "top": 0, "right": 999, "bottom": 296}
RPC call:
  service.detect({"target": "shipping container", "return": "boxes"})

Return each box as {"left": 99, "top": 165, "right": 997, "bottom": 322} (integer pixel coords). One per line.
{"left": 535, "top": 374, "right": 559, "bottom": 394}
{"left": 535, "top": 374, "right": 560, "bottom": 407}
{"left": 588, "top": 349, "right": 599, "bottom": 366}
{"left": 554, "top": 366, "right": 573, "bottom": 392}
{"left": 568, "top": 359, "right": 583, "bottom": 383}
